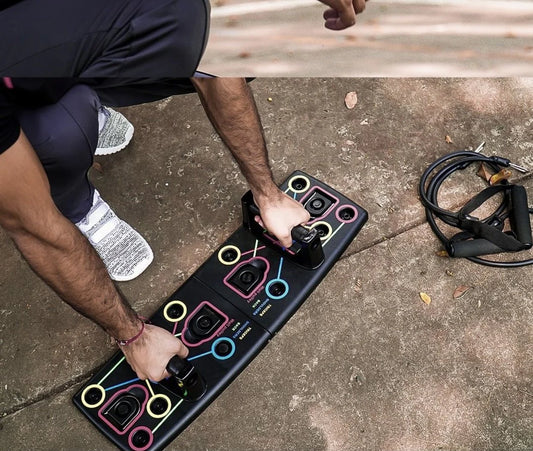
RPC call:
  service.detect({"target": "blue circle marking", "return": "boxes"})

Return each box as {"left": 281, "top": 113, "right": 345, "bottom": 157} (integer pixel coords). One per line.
{"left": 211, "top": 337, "right": 236, "bottom": 361}
{"left": 266, "top": 279, "right": 289, "bottom": 300}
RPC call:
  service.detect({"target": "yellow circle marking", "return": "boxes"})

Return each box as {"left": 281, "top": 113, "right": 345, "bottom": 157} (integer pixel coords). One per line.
{"left": 217, "top": 245, "right": 241, "bottom": 266}
{"left": 310, "top": 221, "right": 333, "bottom": 241}
{"left": 147, "top": 394, "right": 172, "bottom": 419}
{"left": 81, "top": 384, "right": 106, "bottom": 409}
{"left": 163, "top": 300, "right": 187, "bottom": 323}
{"left": 288, "top": 175, "right": 311, "bottom": 193}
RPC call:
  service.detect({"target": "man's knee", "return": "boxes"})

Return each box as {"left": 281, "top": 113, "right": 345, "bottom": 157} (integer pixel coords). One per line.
{"left": 18, "top": 84, "right": 100, "bottom": 168}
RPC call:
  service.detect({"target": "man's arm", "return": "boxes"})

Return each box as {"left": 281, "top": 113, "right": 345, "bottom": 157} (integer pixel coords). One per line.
{"left": 319, "top": 0, "right": 368, "bottom": 30}
{"left": 0, "top": 131, "right": 187, "bottom": 381}
{"left": 191, "top": 77, "right": 310, "bottom": 247}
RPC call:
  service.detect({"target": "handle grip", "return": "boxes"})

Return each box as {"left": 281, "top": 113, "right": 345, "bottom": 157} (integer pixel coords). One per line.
{"left": 510, "top": 185, "right": 533, "bottom": 247}
{"left": 166, "top": 356, "right": 207, "bottom": 401}
{"left": 448, "top": 238, "right": 507, "bottom": 258}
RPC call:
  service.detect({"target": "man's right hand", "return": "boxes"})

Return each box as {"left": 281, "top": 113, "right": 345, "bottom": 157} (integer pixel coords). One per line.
{"left": 253, "top": 188, "right": 311, "bottom": 249}
{"left": 119, "top": 324, "right": 189, "bottom": 382}
{"left": 318, "top": 0, "right": 368, "bottom": 30}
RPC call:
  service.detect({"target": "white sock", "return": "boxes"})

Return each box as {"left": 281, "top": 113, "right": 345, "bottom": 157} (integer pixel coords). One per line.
{"left": 97, "top": 107, "right": 107, "bottom": 133}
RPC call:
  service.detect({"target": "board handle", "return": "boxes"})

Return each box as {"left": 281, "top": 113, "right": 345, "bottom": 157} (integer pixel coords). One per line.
{"left": 166, "top": 356, "right": 207, "bottom": 401}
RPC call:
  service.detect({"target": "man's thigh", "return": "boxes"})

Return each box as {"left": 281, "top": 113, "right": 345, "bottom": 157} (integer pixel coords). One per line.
{"left": 0, "top": 0, "right": 210, "bottom": 77}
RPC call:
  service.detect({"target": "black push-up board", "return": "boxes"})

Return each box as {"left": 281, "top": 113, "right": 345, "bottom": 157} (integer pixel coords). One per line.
{"left": 73, "top": 171, "right": 368, "bottom": 451}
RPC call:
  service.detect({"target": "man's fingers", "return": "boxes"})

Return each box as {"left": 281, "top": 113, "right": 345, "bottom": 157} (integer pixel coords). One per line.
{"left": 256, "top": 214, "right": 292, "bottom": 247}
{"left": 354, "top": 0, "right": 366, "bottom": 14}
{"left": 174, "top": 340, "right": 189, "bottom": 359}
{"left": 323, "top": 8, "right": 339, "bottom": 20}
{"left": 254, "top": 214, "right": 265, "bottom": 229}
{"left": 279, "top": 232, "right": 293, "bottom": 249}
{"left": 320, "top": 0, "right": 368, "bottom": 30}
{"left": 320, "top": 0, "right": 356, "bottom": 29}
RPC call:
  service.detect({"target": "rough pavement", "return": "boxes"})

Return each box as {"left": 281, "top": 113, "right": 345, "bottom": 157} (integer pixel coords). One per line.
{"left": 0, "top": 78, "right": 532, "bottom": 450}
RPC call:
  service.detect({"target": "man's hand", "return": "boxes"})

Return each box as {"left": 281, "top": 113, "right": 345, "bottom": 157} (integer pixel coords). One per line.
{"left": 119, "top": 324, "right": 189, "bottom": 382}
{"left": 0, "top": 131, "right": 184, "bottom": 383}
{"left": 319, "top": 0, "right": 368, "bottom": 30}
{"left": 254, "top": 189, "right": 311, "bottom": 248}
{"left": 191, "top": 78, "right": 311, "bottom": 248}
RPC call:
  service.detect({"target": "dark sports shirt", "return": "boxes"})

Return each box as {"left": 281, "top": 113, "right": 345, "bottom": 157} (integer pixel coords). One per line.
{"left": 0, "top": 78, "right": 75, "bottom": 154}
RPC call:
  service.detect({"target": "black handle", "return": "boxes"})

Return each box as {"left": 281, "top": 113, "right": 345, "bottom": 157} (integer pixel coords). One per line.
{"left": 291, "top": 225, "right": 315, "bottom": 243}
{"left": 510, "top": 185, "right": 533, "bottom": 247}
{"left": 448, "top": 239, "right": 507, "bottom": 258}
{"left": 166, "top": 356, "right": 207, "bottom": 401}
{"left": 166, "top": 355, "right": 194, "bottom": 380}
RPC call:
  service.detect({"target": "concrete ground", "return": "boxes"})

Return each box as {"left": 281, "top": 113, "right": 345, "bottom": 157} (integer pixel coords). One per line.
{"left": 0, "top": 78, "right": 532, "bottom": 450}
{"left": 200, "top": 0, "right": 533, "bottom": 76}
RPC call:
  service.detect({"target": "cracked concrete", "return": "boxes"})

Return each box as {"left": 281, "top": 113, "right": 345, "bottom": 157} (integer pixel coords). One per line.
{"left": 0, "top": 79, "right": 531, "bottom": 450}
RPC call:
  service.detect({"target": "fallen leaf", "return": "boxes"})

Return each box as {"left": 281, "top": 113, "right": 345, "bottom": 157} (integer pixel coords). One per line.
{"left": 419, "top": 292, "right": 432, "bottom": 305}
{"left": 435, "top": 250, "right": 449, "bottom": 257}
{"left": 344, "top": 91, "right": 358, "bottom": 109}
{"left": 453, "top": 285, "right": 471, "bottom": 299}
{"left": 354, "top": 278, "right": 362, "bottom": 293}
{"left": 477, "top": 162, "right": 493, "bottom": 182}
{"left": 445, "top": 269, "right": 454, "bottom": 277}
{"left": 445, "top": 135, "right": 453, "bottom": 144}
{"left": 489, "top": 168, "right": 512, "bottom": 185}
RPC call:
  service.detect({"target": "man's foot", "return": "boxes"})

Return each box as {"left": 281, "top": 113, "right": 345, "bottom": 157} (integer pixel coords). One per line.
{"left": 76, "top": 190, "right": 153, "bottom": 281}
{"left": 95, "top": 107, "right": 134, "bottom": 156}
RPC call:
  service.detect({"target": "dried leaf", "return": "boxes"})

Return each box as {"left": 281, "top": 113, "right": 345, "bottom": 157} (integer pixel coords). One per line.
{"left": 419, "top": 292, "right": 432, "bottom": 305}
{"left": 489, "top": 169, "right": 512, "bottom": 185}
{"left": 445, "top": 135, "right": 453, "bottom": 144}
{"left": 477, "top": 162, "right": 492, "bottom": 182}
{"left": 453, "top": 285, "right": 471, "bottom": 299}
{"left": 225, "top": 17, "right": 239, "bottom": 27}
{"left": 354, "top": 278, "right": 362, "bottom": 293}
{"left": 435, "top": 250, "right": 449, "bottom": 257}
{"left": 344, "top": 91, "right": 358, "bottom": 109}
{"left": 92, "top": 161, "right": 103, "bottom": 173}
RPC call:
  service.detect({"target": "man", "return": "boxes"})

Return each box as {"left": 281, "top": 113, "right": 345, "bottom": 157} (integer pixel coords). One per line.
{"left": 0, "top": 0, "right": 368, "bottom": 382}
{"left": 0, "top": 77, "right": 311, "bottom": 381}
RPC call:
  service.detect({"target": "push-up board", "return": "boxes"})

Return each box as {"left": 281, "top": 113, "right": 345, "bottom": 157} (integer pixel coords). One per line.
{"left": 73, "top": 171, "right": 368, "bottom": 451}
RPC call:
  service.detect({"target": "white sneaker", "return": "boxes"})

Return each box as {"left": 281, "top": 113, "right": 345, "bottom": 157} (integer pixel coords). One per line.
{"left": 95, "top": 107, "right": 134, "bottom": 156}
{"left": 76, "top": 190, "right": 153, "bottom": 281}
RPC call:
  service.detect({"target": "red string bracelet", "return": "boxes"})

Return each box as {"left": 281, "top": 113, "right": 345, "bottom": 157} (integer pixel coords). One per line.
{"left": 115, "top": 319, "right": 145, "bottom": 346}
